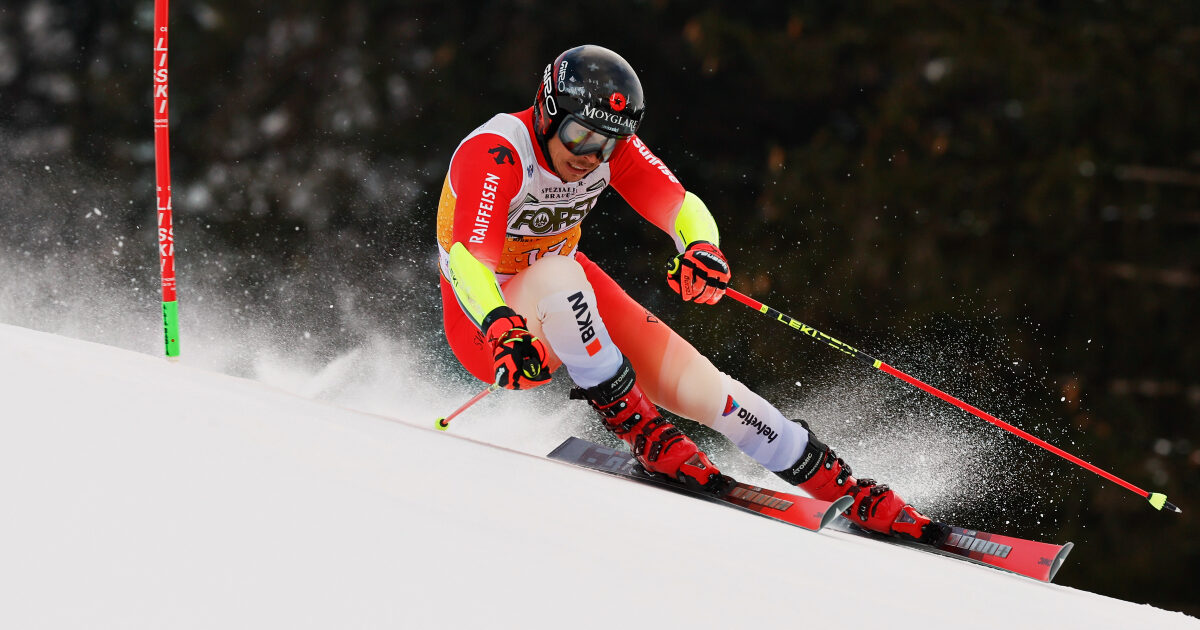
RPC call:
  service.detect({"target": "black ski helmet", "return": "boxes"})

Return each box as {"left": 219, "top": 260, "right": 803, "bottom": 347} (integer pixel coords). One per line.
{"left": 533, "top": 45, "right": 646, "bottom": 145}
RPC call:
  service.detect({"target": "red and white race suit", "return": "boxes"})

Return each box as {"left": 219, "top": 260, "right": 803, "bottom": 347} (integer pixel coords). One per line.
{"left": 436, "top": 107, "right": 806, "bottom": 472}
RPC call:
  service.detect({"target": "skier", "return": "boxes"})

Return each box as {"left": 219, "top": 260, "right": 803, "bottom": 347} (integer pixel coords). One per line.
{"left": 436, "top": 44, "right": 944, "bottom": 543}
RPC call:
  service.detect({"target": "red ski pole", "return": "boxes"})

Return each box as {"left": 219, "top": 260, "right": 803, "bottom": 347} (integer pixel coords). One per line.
{"left": 725, "top": 288, "right": 1180, "bottom": 514}
{"left": 153, "top": 0, "right": 180, "bottom": 358}
{"left": 435, "top": 381, "right": 501, "bottom": 431}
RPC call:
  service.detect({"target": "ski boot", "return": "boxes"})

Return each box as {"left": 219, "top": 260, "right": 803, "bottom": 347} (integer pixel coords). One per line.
{"left": 775, "top": 420, "right": 949, "bottom": 544}
{"left": 578, "top": 357, "right": 728, "bottom": 493}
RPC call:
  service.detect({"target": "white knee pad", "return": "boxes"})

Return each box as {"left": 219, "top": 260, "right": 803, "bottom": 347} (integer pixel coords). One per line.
{"left": 537, "top": 286, "right": 623, "bottom": 388}
{"left": 503, "top": 256, "right": 623, "bottom": 388}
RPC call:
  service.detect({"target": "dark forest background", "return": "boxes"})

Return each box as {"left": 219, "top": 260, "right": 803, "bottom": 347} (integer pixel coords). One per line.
{"left": 1, "top": 0, "right": 1196, "bottom": 615}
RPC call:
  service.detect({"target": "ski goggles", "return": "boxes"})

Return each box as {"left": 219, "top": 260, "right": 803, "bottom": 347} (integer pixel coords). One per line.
{"left": 556, "top": 116, "right": 625, "bottom": 161}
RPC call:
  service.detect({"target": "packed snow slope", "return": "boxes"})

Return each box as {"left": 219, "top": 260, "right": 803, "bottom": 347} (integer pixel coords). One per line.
{"left": 2, "top": 323, "right": 1196, "bottom": 630}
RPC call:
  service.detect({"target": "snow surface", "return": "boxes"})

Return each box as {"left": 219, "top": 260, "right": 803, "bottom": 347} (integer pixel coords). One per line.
{"left": 2, "top": 322, "right": 1196, "bottom": 630}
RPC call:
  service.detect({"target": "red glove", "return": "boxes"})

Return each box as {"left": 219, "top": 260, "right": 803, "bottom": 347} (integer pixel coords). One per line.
{"left": 482, "top": 307, "right": 551, "bottom": 390}
{"left": 667, "top": 241, "right": 730, "bottom": 304}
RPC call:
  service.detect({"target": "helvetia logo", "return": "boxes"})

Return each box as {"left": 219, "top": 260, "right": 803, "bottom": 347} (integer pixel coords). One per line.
{"left": 724, "top": 396, "right": 778, "bottom": 444}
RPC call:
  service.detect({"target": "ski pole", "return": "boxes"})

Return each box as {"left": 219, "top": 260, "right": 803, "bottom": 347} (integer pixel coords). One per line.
{"left": 435, "top": 379, "right": 501, "bottom": 431}
{"left": 725, "top": 287, "right": 1181, "bottom": 514}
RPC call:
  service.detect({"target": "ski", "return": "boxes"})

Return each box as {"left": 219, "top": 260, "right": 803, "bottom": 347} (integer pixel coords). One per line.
{"left": 828, "top": 514, "right": 1074, "bottom": 582}
{"left": 550, "top": 437, "right": 1073, "bottom": 581}
{"left": 547, "top": 437, "right": 853, "bottom": 532}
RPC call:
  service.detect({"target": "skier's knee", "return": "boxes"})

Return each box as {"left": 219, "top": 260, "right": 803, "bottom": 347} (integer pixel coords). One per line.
{"left": 522, "top": 255, "right": 588, "bottom": 294}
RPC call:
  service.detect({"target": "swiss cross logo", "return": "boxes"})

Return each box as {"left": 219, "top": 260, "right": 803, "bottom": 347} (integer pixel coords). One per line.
{"left": 609, "top": 92, "right": 626, "bottom": 111}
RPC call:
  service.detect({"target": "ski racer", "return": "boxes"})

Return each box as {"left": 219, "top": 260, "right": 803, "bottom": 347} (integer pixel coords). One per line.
{"left": 435, "top": 44, "right": 945, "bottom": 543}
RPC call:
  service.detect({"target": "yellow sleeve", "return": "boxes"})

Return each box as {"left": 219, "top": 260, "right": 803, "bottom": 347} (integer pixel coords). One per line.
{"left": 671, "top": 191, "right": 720, "bottom": 252}
{"left": 447, "top": 242, "right": 508, "bottom": 328}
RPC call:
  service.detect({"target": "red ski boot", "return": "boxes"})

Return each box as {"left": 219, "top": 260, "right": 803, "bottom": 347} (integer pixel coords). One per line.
{"left": 579, "top": 358, "right": 727, "bottom": 493}
{"left": 775, "top": 420, "right": 948, "bottom": 544}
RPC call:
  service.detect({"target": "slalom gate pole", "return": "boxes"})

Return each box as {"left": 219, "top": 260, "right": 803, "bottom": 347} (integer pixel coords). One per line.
{"left": 436, "top": 382, "right": 501, "bottom": 431}
{"left": 725, "top": 287, "right": 1180, "bottom": 514}
{"left": 154, "top": 0, "right": 180, "bottom": 358}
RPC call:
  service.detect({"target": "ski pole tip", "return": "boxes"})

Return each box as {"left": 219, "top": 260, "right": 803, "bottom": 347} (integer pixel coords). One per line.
{"left": 1148, "top": 492, "right": 1180, "bottom": 513}
{"left": 435, "top": 418, "right": 450, "bottom": 431}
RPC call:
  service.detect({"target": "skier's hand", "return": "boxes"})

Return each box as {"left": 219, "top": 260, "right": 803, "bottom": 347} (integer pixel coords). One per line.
{"left": 667, "top": 241, "right": 730, "bottom": 305}
{"left": 483, "top": 307, "right": 551, "bottom": 390}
